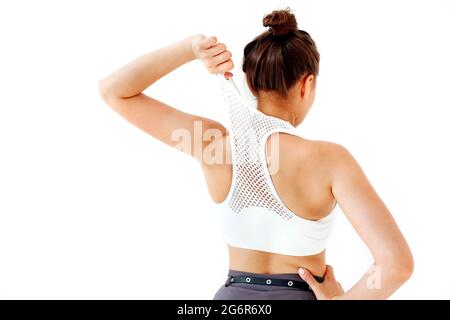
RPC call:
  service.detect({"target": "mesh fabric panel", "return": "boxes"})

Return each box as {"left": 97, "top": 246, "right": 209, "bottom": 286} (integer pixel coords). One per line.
{"left": 219, "top": 75, "right": 296, "bottom": 221}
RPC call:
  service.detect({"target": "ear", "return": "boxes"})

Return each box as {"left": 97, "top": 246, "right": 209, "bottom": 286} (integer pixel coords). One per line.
{"left": 300, "top": 74, "right": 315, "bottom": 98}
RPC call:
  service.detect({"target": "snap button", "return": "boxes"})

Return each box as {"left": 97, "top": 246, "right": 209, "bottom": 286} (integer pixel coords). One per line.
{"left": 246, "top": 277, "right": 251, "bottom": 283}
{"left": 266, "top": 279, "right": 271, "bottom": 285}
{"left": 288, "top": 281, "right": 293, "bottom": 287}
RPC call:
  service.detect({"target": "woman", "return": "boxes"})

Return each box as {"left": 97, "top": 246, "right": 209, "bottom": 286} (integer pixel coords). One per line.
{"left": 99, "top": 8, "right": 413, "bottom": 300}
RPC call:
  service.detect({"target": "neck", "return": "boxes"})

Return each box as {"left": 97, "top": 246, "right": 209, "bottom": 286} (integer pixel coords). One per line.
{"left": 257, "top": 99, "right": 303, "bottom": 127}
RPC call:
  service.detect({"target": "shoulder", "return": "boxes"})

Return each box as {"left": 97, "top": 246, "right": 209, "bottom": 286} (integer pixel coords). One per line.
{"left": 308, "top": 139, "right": 357, "bottom": 170}
{"left": 308, "top": 140, "right": 364, "bottom": 185}
{"left": 277, "top": 135, "right": 358, "bottom": 173}
{"left": 312, "top": 140, "right": 353, "bottom": 161}
{"left": 277, "top": 134, "right": 351, "bottom": 161}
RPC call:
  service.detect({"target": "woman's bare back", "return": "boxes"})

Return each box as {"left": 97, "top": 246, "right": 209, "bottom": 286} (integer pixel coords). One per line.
{"left": 201, "top": 132, "right": 338, "bottom": 276}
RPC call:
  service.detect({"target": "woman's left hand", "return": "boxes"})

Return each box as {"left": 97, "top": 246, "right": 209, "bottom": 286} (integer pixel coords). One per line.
{"left": 298, "top": 265, "right": 345, "bottom": 300}
{"left": 191, "top": 34, "right": 234, "bottom": 79}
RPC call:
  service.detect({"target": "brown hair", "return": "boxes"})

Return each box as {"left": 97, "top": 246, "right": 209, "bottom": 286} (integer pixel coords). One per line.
{"left": 242, "top": 7, "right": 320, "bottom": 99}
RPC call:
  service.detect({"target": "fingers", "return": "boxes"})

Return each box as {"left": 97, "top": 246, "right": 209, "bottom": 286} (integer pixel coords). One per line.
{"left": 298, "top": 267, "right": 319, "bottom": 291}
{"left": 196, "top": 35, "right": 234, "bottom": 76}
{"left": 214, "top": 59, "right": 234, "bottom": 74}
{"left": 202, "top": 44, "right": 230, "bottom": 67}
{"left": 207, "top": 42, "right": 227, "bottom": 57}
{"left": 211, "top": 50, "right": 232, "bottom": 66}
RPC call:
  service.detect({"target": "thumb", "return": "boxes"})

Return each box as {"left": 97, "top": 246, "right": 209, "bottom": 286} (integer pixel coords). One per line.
{"left": 199, "top": 35, "right": 217, "bottom": 50}
{"left": 298, "top": 267, "right": 319, "bottom": 290}
{"left": 324, "top": 265, "right": 336, "bottom": 281}
{"left": 191, "top": 34, "right": 206, "bottom": 52}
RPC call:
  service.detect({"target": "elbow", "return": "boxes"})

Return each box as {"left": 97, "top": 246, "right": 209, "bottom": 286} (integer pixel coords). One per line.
{"left": 98, "top": 78, "right": 112, "bottom": 103}
{"left": 392, "top": 259, "right": 414, "bottom": 284}
{"left": 98, "top": 76, "right": 123, "bottom": 106}
{"left": 383, "top": 252, "right": 414, "bottom": 284}
{"left": 98, "top": 78, "right": 127, "bottom": 110}
{"left": 397, "top": 254, "right": 414, "bottom": 282}
{"left": 398, "top": 244, "right": 415, "bottom": 282}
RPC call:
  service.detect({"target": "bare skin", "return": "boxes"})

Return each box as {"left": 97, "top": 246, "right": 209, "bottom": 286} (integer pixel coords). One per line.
{"left": 99, "top": 34, "right": 414, "bottom": 299}
{"left": 212, "top": 133, "right": 335, "bottom": 277}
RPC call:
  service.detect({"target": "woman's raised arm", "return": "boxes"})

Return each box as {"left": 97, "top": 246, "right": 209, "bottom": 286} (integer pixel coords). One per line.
{"left": 98, "top": 35, "right": 233, "bottom": 162}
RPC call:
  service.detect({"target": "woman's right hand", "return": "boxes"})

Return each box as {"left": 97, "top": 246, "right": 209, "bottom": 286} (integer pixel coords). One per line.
{"left": 298, "top": 265, "right": 345, "bottom": 300}
{"left": 191, "top": 34, "right": 234, "bottom": 79}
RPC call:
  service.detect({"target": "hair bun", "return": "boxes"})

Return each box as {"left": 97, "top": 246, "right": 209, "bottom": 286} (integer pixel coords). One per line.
{"left": 263, "top": 7, "right": 298, "bottom": 36}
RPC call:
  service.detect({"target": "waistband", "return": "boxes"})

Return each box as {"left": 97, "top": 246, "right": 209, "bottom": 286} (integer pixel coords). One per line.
{"left": 228, "top": 269, "right": 324, "bottom": 281}
{"left": 225, "top": 269, "right": 323, "bottom": 291}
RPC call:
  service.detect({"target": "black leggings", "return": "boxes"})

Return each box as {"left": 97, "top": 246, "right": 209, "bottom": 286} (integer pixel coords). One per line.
{"left": 213, "top": 269, "right": 318, "bottom": 300}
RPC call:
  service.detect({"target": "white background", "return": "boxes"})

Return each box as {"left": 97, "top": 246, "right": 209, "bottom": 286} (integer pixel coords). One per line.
{"left": 0, "top": 0, "right": 449, "bottom": 299}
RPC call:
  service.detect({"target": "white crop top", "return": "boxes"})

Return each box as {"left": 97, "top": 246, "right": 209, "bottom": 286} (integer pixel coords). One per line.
{"left": 216, "top": 73, "right": 336, "bottom": 256}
